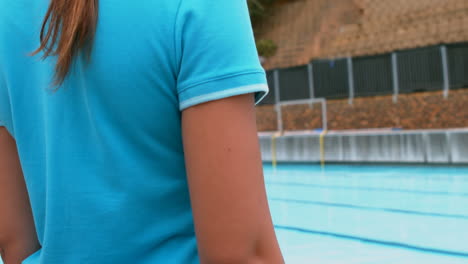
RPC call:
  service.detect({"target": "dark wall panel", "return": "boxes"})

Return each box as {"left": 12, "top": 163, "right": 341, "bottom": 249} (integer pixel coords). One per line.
{"left": 397, "top": 46, "right": 443, "bottom": 93}
{"left": 278, "top": 65, "right": 310, "bottom": 101}
{"left": 447, "top": 43, "right": 468, "bottom": 89}
{"left": 312, "top": 59, "right": 349, "bottom": 99}
{"left": 353, "top": 54, "right": 393, "bottom": 96}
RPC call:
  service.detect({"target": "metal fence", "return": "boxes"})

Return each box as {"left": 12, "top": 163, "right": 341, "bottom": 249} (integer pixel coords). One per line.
{"left": 448, "top": 42, "right": 468, "bottom": 89}
{"left": 353, "top": 54, "right": 393, "bottom": 97}
{"left": 313, "top": 59, "right": 349, "bottom": 99}
{"left": 397, "top": 46, "right": 443, "bottom": 93}
{"left": 259, "top": 42, "right": 468, "bottom": 105}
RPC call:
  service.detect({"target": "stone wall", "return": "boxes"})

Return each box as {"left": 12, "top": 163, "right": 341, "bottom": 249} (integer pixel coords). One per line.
{"left": 256, "top": 89, "right": 468, "bottom": 131}
{"left": 256, "top": 0, "right": 468, "bottom": 69}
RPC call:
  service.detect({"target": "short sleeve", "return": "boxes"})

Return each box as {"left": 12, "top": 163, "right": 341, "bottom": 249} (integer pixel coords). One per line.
{"left": 175, "top": 0, "right": 269, "bottom": 111}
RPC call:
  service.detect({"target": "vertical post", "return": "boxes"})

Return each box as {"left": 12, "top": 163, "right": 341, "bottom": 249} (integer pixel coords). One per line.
{"left": 392, "top": 52, "right": 399, "bottom": 103}
{"left": 275, "top": 104, "right": 283, "bottom": 133}
{"left": 274, "top": 70, "right": 280, "bottom": 104}
{"left": 319, "top": 131, "right": 326, "bottom": 168}
{"left": 273, "top": 70, "right": 283, "bottom": 132}
{"left": 347, "top": 57, "right": 354, "bottom": 105}
{"left": 441, "top": 45, "right": 450, "bottom": 99}
{"left": 321, "top": 98, "right": 328, "bottom": 131}
{"left": 307, "top": 63, "right": 315, "bottom": 99}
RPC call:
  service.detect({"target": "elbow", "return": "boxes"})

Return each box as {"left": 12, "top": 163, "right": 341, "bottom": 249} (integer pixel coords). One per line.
{"left": 0, "top": 235, "right": 10, "bottom": 260}
{"left": 0, "top": 232, "right": 21, "bottom": 253}
{"left": 197, "top": 233, "right": 283, "bottom": 264}
{"left": 200, "top": 247, "right": 265, "bottom": 264}
{"left": 0, "top": 234, "right": 9, "bottom": 254}
{"left": 201, "top": 254, "right": 261, "bottom": 264}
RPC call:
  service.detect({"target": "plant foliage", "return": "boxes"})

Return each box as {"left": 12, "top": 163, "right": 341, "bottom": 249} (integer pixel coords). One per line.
{"left": 248, "top": 0, "right": 277, "bottom": 26}
{"left": 256, "top": 39, "right": 278, "bottom": 57}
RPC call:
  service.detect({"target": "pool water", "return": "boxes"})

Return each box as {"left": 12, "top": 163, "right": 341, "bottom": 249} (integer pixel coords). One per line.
{"left": 3, "top": 165, "right": 466, "bottom": 264}
{"left": 265, "top": 164, "right": 468, "bottom": 264}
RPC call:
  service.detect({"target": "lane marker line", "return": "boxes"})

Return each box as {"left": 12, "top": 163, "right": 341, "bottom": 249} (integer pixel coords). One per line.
{"left": 275, "top": 225, "right": 468, "bottom": 258}
{"left": 270, "top": 198, "right": 468, "bottom": 219}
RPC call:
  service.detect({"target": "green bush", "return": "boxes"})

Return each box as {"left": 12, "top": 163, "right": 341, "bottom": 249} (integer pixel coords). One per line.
{"left": 249, "top": 0, "right": 281, "bottom": 58}
{"left": 256, "top": 39, "right": 278, "bottom": 57}
{"left": 248, "top": 0, "right": 277, "bottom": 26}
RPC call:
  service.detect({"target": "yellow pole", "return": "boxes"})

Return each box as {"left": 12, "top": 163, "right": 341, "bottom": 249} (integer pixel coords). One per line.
{"left": 271, "top": 135, "right": 276, "bottom": 168}
{"left": 319, "top": 130, "right": 328, "bottom": 168}
{"left": 271, "top": 132, "right": 279, "bottom": 169}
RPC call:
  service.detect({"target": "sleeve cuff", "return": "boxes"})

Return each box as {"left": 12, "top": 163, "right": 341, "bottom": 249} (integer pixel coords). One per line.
{"left": 178, "top": 72, "right": 269, "bottom": 111}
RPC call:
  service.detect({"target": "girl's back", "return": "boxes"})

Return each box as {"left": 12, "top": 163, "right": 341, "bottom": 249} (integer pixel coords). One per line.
{"left": 0, "top": 0, "right": 269, "bottom": 263}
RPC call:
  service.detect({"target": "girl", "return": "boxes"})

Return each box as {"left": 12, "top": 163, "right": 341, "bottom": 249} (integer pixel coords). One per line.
{"left": 0, "top": 0, "right": 283, "bottom": 263}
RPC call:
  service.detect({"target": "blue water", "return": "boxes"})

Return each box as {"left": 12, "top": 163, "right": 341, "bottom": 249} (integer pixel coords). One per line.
{"left": 3, "top": 165, "right": 467, "bottom": 264}
{"left": 265, "top": 164, "right": 468, "bottom": 264}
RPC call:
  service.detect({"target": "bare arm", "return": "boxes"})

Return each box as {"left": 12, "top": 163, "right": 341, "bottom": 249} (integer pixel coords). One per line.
{"left": 0, "top": 128, "right": 40, "bottom": 264}
{"left": 182, "top": 94, "right": 283, "bottom": 264}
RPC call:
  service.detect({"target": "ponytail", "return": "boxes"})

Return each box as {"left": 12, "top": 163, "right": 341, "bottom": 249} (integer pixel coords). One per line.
{"left": 33, "top": 0, "right": 99, "bottom": 86}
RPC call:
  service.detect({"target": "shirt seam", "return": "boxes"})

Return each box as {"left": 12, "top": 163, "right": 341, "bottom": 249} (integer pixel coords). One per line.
{"left": 178, "top": 70, "right": 265, "bottom": 94}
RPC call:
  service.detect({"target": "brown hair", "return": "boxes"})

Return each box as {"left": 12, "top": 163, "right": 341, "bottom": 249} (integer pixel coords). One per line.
{"left": 33, "top": 0, "right": 99, "bottom": 86}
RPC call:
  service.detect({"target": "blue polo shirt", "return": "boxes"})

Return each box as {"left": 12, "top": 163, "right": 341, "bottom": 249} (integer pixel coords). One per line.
{"left": 0, "top": 0, "right": 268, "bottom": 263}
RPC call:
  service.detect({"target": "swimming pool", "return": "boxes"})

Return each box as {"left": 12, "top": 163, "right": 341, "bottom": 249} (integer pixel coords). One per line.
{"left": 3, "top": 164, "right": 466, "bottom": 264}
{"left": 266, "top": 164, "right": 468, "bottom": 264}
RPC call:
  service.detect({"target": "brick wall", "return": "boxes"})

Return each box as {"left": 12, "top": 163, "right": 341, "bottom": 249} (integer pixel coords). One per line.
{"left": 256, "top": 89, "right": 468, "bottom": 131}
{"left": 256, "top": 0, "right": 468, "bottom": 69}
{"left": 255, "top": 105, "right": 278, "bottom": 131}
{"left": 256, "top": 0, "right": 361, "bottom": 69}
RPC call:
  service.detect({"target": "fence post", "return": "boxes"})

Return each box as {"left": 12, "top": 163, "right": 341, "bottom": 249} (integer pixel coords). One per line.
{"left": 320, "top": 98, "right": 328, "bottom": 131}
{"left": 391, "top": 52, "right": 399, "bottom": 103}
{"left": 307, "top": 63, "right": 315, "bottom": 99}
{"left": 441, "top": 45, "right": 450, "bottom": 99}
{"left": 273, "top": 70, "right": 283, "bottom": 132}
{"left": 347, "top": 57, "right": 354, "bottom": 105}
